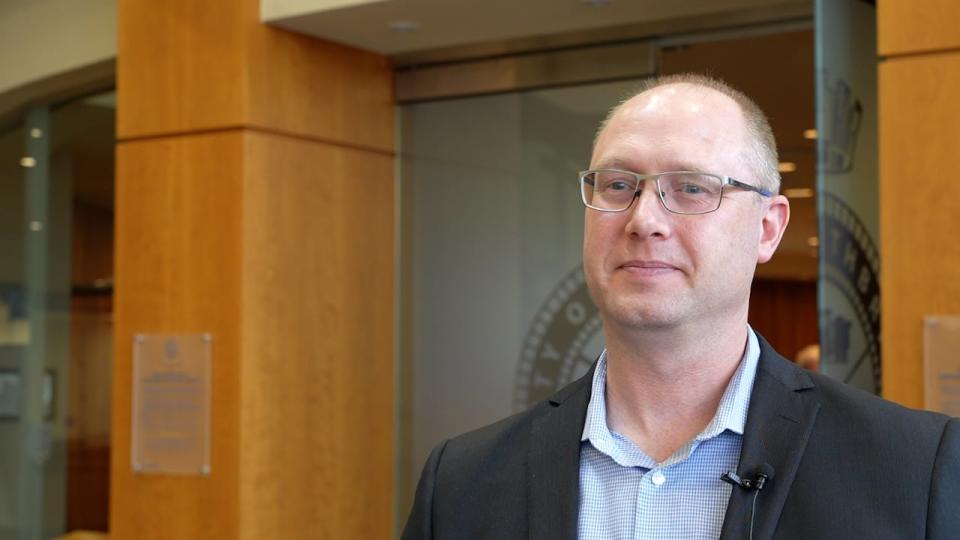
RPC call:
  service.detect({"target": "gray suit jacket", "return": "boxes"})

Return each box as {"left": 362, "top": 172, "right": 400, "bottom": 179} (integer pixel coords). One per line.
{"left": 402, "top": 335, "right": 960, "bottom": 539}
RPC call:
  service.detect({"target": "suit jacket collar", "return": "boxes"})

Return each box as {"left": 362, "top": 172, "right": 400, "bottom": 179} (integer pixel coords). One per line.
{"left": 525, "top": 334, "right": 821, "bottom": 540}
{"left": 719, "top": 334, "right": 820, "bottom": 540}
{"left": 528, "top": 365, "right": 594, "bottom": 540}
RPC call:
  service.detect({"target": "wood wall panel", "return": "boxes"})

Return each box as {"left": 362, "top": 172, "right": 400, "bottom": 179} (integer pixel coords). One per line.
{"left": 749, "top": 279, "right": 819, "bottom": 362}
{"left": 72, "top": 200, "right": 114, "bottom": 287}
{"left": 117, "top": 0, "right": 396, "bottom": 537}
{"left": 118, "top": 0, "right": 394, "bottom": 152}
{"left": 246, "top": 25, "right": 394, "bottom": 152}
{"left": 878, "top": 0, "right": 960, "bottom": 57}
{"left": 879, "top": 52, "right": 960, "bottom": 408}
{"left": 67, "top": 442, "right": 110, "bottom": 532}
{"left": 239, "top": 132, "right": 394, "bottom": 540}
{"left": 112, "top": 133, "right": 244, "bottom": 539}
{"left": 117, "top": 0, "right": 246, "bottom": 139}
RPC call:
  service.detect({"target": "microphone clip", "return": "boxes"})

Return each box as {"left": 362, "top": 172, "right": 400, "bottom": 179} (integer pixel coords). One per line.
{"left": 721, "top": 469, "right": 771, "bottom": 491}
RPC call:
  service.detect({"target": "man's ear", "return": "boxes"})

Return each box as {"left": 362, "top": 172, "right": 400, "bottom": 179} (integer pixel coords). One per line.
{"left": 757, "top": 194, "right": 790, "bottom": 264}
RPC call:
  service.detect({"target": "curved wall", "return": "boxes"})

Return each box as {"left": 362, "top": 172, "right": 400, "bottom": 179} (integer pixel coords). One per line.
{"left": 0, "top": 0, "right": 115, "bottom": 117}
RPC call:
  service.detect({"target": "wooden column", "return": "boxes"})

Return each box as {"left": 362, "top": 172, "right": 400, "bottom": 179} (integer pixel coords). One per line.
{"left": 112, "top": 1, "right": 395, "bottom": 538}
{"left": 878, "top": 1, "right": 960, "bottom": 408}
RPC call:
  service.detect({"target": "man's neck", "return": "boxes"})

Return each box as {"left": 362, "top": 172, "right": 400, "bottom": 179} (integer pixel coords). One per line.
{"left": 602, "top": 319, "right": 750, "bottom": 463}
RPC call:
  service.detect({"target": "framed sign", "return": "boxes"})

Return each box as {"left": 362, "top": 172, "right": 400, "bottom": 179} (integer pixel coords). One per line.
{"left": 132, "top": 333, "right": 212, "bottom": 475}
{"left": 924, "top": 316, "right": 960, "bottom": 417}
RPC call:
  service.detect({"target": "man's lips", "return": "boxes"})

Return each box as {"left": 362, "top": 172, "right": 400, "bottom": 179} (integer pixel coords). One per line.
{"left": 617, "top": 260, "right": 681, "bottom": 276}
{"left": 619, "top": 260, "right": 679, "bottom": 270}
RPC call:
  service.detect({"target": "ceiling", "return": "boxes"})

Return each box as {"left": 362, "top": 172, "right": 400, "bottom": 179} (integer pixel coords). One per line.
{"left": 263, "top": 0, "right": 812, "bottom": 56}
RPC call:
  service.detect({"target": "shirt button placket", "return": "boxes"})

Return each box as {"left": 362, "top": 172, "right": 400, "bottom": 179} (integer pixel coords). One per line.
{"left": 650, "top": 470, "right": 666, "bottom": 486}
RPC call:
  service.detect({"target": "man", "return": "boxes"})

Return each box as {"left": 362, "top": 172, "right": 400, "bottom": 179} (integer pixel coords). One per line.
{"left": 402, "top": 74, "right": 959, "bottom": 539}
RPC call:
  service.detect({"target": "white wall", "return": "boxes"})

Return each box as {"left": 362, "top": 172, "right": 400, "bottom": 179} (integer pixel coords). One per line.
{"left": 0, "top": 0, "right": 116, "bottom": 96}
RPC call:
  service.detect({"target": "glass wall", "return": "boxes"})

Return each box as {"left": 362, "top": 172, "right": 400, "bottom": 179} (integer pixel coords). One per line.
{"left": 0, "top": 89, "right": 114, "bottom": 539}
{"left": 815, "top": 0, "right": 880, "bottom": 394}
{"left": 398, "top": 79, "right": 643, "bottom": 514}
{"left": 0, "top": 117, "right": 30, "bottom": 539}
{"left": 0, "top": 105, "right": 70, "bottom": 540}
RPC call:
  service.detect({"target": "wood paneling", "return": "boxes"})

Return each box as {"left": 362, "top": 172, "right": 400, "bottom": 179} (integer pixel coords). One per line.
{"left": 238, "top": 131, "right": 394, "bottom": 539}
{"left": 879, "top": 0, "right": 960, "bottom": 57}
{"left": 117, "top": 0, "right": 246, "bottom": 139}
{"left": 68, "top": 308, "right": 112, "bottom": 532}
{"left": 72, "top": 200, "right": 114, "bottom": 286}
{"left": 67, "top": 441, "right": 110, "bottom": 532}
{"left": 117, "top": 1, "right": 396, "bottom": 537}
{"left": 245, "top": 25, "right": 394, "bottom": 152}
{"left": 117, "top": 0, "right": 393, "bottom": 152}
{"left": 879, "top": 52, "right": 960, "bottom": 408}
{"left": 69, "top": 200, "right": 115, "bottom": 532}
{"left": 112, "top": 133, "right": 244, "bottom": 539}
{"left": 112, "top": 132, "right": 395, "bottom": 538}
{"left": 749, "top": 278, "right": 819, "bottom": 362}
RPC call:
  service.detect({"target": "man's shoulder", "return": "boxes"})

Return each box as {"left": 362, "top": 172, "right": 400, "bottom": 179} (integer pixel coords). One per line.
{"left": 755, "top": 337, "right": 953, "bottom": 439}
{"left": 432, "top": 370, "right": 593, "bottom": 477}
{"left": 404, "top": 374, "right": 592, "bottom": 539}
{"left": 445, "top": 399, "right": 551, "bottom": 453}
{"left": 805, "top": 367, "right": 952, "bottom": 433}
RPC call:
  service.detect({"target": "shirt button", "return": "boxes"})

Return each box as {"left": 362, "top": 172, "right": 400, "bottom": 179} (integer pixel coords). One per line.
{"left": 651, "top": 471, "right": 666, "bottom": 486}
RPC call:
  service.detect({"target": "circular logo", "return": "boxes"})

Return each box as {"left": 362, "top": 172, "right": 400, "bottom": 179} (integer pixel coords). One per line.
{"left": 514, "top": 267, "right": 604, "bottom": 411}
{"left": 820, "top": 192, "right": 881, "bottom": 393}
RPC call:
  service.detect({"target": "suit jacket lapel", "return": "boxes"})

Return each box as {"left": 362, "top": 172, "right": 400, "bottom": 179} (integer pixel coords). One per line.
{"left": 528, "top": 368, "right": 593, "bottom": 540}
{"left": 720, "top": 336, "right": 821, "bottom": 540}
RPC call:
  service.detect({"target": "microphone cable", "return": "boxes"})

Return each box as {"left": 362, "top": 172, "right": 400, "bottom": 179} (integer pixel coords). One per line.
{"left": 721, "top": 463, "right": 775, "bottom": 540}
{"left": 749, "top": 487, "right": 761, "bottom": 540}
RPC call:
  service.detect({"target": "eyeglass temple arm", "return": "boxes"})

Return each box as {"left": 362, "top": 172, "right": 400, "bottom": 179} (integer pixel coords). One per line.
{"left": 727, "top": 177, "right": 773, "bottom": 197}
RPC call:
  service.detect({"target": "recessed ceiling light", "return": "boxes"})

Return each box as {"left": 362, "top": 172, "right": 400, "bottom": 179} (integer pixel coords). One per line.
{"left": 389, "top": 20, "right": 419, "bottom": 33}
{"left": 778, "top": 162, "right": 797, "bottom": 173}
{"left": 30, "top": 128, "right": 43, "bottom": 139}
{"left": 803, "top": 129, "right": 817, "bottom": 140}
{"left": 784, "top": 188, "right": 815, "bottom": 199}
{"left": 20, "top": 157, "right": 36, "bottom": 168}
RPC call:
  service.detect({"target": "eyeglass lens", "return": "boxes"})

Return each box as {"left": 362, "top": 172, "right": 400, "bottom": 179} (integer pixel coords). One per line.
{"left": 582, "top": 171, "right": 723, "bottom": 214}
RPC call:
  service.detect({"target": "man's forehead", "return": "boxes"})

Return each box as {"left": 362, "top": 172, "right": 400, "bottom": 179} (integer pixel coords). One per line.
{"left": 592, "top": 83, "right": 749, "bottom": 171}
{"left": 614, "top": 83, "right": 741, "bottom": 125}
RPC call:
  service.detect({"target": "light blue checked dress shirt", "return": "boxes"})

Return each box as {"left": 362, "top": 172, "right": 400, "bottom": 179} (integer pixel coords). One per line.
{"left": 578, "top": 328, "right": 760, "bottom": 540}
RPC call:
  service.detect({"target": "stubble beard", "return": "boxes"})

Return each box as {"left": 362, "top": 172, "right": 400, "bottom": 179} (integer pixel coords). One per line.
{"left": 587, "top": 272, "right": 696, "bottom": 335}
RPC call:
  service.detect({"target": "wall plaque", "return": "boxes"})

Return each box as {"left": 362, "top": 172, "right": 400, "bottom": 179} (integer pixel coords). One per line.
{"left": 132, "top": 333, "right": 212, "bottom": 475}
{"left": 924, "top": 317, "right": 960, "bottom": 417}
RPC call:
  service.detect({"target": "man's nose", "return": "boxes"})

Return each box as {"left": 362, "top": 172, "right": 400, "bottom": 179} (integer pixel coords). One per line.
{"left": 624, "top": 180, "right": 671, "bottom": 239}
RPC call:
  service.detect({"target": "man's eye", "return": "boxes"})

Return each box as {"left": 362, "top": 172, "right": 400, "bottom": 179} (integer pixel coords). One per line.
{"left": 677, "top": 183, "right": 705, "bottom": 194}
{"left": 608, "top": 181, "right": 632, "bottom": 191}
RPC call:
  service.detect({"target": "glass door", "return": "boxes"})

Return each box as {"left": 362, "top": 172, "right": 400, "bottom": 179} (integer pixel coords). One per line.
{"left": 0, "top": 105, "right": 72, "bottom": 540}
{"left": 397, "top": 79, "right": 642, "bottom": 517}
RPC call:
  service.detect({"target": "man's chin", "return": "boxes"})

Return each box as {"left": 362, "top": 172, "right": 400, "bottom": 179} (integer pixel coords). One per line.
{"left": 601, "top": 302, "right": 684, "bottom": 331}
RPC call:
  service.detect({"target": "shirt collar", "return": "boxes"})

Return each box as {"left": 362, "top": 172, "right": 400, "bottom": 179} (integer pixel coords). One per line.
{"left": 580, "top": 327, "right": 760, "bottom": 461}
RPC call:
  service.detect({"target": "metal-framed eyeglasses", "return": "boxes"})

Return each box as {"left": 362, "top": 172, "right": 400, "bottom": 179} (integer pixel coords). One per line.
{"left": 579, "top": 169, "right": 774, "bottom": 215}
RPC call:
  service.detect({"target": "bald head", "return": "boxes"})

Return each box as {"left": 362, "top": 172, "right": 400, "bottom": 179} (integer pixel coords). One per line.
{"left": 594, "top": 74, "right": 781, "bottom": 193}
